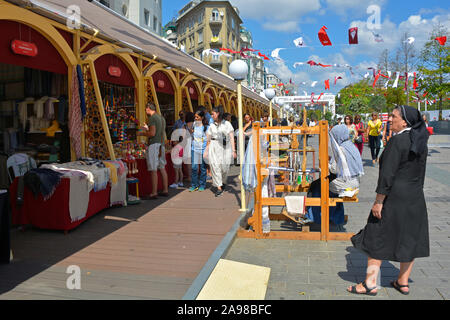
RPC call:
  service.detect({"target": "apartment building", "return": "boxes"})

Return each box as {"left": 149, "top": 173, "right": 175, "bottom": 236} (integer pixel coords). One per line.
{"left": 175, "top": 0, "right": 243, "bottom": 75}
{"left": 265, "top": 72, "right": 284, "bottom": 96}
{"left": 240, "top": 27, "right": 265, "bottom": 94}
{"left": 95, "top": 0, "right": 162, "bottom": 36}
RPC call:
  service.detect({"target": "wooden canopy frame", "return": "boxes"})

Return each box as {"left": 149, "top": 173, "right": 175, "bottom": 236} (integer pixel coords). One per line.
{"left": 237, "top": 119, "right": 358, "bottom": 241}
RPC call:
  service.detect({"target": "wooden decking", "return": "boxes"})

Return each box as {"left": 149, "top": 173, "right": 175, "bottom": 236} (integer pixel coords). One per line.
{"left": 0, "top": 173, "right": 242, "bottom": 300}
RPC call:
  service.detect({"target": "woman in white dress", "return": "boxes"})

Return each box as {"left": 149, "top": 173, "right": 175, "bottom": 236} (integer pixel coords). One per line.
{"left": 204, "top": 106, "right": 237, "bottom": 197}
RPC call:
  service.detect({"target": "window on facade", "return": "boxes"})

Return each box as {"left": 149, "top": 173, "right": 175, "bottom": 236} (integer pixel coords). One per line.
{"left": 231, "top": 17, "right": 235, "bottom": 29}
{"left": 198, "top": 30, "right": 203, "bottom": 44}
{"left": 144, "top": 9, "right": 150, "bottom": 26}
{"left": 212, "top": 9, "right": 220, "bottom": 21}
{"left": 154, "top": 16, "right": 158, "bottom": 32}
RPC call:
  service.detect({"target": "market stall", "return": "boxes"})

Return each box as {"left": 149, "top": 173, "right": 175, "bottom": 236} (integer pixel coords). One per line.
{"left": 10, "top": 159, "right": 127, "bottom": 231}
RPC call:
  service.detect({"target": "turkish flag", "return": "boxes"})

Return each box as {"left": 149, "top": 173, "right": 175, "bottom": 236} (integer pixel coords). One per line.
{"left": 318, "top": 26, "right": 332, "bottom": 46}
{"left": 413, "top": 72, "right": 418, "bottom": 90}
{"left": 349, "top": 27, "right": 358, "bottom": 45}
{"left": 325, "top": 79, "right": 330, "bottom": 90}
{"left": 317, "top": 93, "right": 324, "bottom": 101}
{"left": 435, "top": 36, "right": 447, "bottom": 46}
{"left": 334, "top": 76, "right": 342, "bottom": 85}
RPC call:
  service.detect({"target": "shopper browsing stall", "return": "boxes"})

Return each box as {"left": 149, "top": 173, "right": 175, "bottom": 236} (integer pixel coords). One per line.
{"left": 139, "top": 103, "right": 169, "bottom": 199}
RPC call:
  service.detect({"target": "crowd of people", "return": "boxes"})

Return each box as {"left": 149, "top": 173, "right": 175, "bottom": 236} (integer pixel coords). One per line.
{"left": 139, "top": 102, "right": 430, "bottom": 296}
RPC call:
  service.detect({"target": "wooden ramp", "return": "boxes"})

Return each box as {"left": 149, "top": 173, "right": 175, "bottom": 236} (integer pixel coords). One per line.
{"left": 196, "top": 259, "right": 270, "bottom": 300}
{"left": 0, "top": 175, "right": 241, "bottom": 300}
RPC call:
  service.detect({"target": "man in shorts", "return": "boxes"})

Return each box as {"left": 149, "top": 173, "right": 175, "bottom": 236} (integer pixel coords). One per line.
{"left": 140, "top": 103, "right": 169, "bottom": 199}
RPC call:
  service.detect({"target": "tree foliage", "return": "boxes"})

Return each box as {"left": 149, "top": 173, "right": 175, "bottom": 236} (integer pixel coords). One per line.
{"left": 417, "top": 24, "right": 450, "bottom": 119}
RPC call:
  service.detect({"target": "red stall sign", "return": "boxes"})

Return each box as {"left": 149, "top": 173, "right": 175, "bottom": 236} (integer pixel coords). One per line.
{"left": 108, "top": 66, "right": 122, "bottom": 77}
{"left": 11, "top": 39, "right": 38, "bottom": 57}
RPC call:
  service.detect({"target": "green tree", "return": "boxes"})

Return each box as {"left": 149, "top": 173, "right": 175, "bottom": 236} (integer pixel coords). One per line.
{"left": 417, "top": 24, "right": 450, "bottom": 120}
{"left": 347, "top": 97, "right": 368, "bottom": 115}
{"left": 368, "top": 95, "right": 387, "bottom": 113}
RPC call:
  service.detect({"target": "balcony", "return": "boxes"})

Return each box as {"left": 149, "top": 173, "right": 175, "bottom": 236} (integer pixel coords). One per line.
{"left": 209, "top": 57, "right": 223, "bottom": 66}
{"left": 209, "top": 17, "right": 223, "bottom": 26}
{"left": 209, "top": 36, "right": 222, "bottom": 46}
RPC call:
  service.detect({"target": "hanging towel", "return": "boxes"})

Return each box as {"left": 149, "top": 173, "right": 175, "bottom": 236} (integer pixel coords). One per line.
{"left": 69, "top": 65, "right": 83, "bottom": 158}
{"left": 76, "top": 65, "right": 86, "bottom": 119}
{"left": 103, "top": 161, "right": 118, "bottom": 185}
{"left": 285, "top": 196, "right": 306, "bottom": 216}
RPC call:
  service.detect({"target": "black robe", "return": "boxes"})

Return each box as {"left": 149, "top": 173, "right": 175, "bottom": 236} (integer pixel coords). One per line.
{"left": 351, "top": 130, "right": 430, "bottom": 262}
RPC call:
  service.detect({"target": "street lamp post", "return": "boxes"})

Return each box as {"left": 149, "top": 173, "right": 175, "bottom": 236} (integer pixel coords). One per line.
{"left": 229, "top": 60, "right": 249, "bottom": 213}
{"left": 264, "top": 88, "right": 276, "bottom": 126}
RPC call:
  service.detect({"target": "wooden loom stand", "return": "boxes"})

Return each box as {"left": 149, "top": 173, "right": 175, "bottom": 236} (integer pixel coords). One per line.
{"left": 237, "top": 118, "right": 356, "bottom": 242}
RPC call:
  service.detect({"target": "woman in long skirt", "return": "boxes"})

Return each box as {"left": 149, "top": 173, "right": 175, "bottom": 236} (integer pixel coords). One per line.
{"left": 348, "top": 106, "right": 430, "bottom": 296}
{"left": 204, "top": 106, "right": 236, "bottom": 197}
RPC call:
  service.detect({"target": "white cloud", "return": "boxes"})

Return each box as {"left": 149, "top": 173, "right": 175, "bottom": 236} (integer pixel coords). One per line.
{"left": 262, "top": 21, "right": 300, "bottom": 32}
{"left": 343, "top": 13, "right": 450, "bottom": 59}
{"left": 230, "top": 0, "right": 321, "bottom": 32}
{"left": 325, "top": 0, "right": 387, "bottom": 18}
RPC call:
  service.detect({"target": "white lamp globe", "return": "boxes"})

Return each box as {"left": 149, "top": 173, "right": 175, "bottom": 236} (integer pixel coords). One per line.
{"left": 264, "top": 88, "right": 276, "bottom": 100}
{"left": 229, "top": 60, "right": 249, "bottom": 81}
{"left": 283, "top": 104, "right": 290, "bottom": 111}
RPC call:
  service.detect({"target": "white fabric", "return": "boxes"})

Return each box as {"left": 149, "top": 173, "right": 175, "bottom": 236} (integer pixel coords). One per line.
{"left": 207, "top": 120, "right": 234, "bottom": 187}
{"left": 18, "top": 98, "right": 34, "bottom": 130}
{"left": 261, "top": 178, "right": 270, "bottom": 233}
{"left": 68, "top": 175, "right": 90, "bottom": 222}
{"left": 110, "top": 171, "right": 127, "bottom": 206}
{"left": 171, "top": 144, "right": 183, "bottom": 166}
{"left": 285, "top": 196, "right": 306, "bottom": 216}
{"left": 41, "top": 164, "right": 94, "bottom": 222}
{"left": 33, "top": 96, "right": 48, "bottom": 119}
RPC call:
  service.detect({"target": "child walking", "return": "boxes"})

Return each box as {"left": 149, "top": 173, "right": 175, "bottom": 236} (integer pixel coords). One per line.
{"left": 170, "top": 136, "right": 184, "bottom": 188}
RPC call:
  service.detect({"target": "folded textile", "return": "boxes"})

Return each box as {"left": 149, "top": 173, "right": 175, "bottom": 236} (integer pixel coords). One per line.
{"left": 285, "top": 196, "right": 306, "bottom": 216}
{"left": 24, "top": 168, "right": 63, "bottom": 201}
{"left": 103, "top": 161, "right": 118, "bottom": 185}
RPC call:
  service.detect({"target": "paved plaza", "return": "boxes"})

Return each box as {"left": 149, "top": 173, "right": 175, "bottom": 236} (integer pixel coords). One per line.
{"left": 225, "top": 135, "right": 450, "bottom": 300}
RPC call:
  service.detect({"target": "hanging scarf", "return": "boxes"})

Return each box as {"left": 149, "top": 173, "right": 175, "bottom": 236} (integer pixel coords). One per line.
{"left": 329, "top": 125, "right": 364, "bottom": 180}
{"left": 69, "top": 65, "right": 82, "bottom": 158}
{"left": 76, "top": 65, "right": 86, "bottom": 119}
{"left": 398, "top": 105, "right": 429, "bottom": 155}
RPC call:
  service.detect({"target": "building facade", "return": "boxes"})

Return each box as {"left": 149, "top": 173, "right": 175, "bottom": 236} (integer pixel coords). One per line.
{"left": 265, "top": 73, "right": 284, "bottom": 96}
{"left": 175, "top": 0, "right": 242, "bottom": 75}
{"left": 240, "top": 27, "right": 265, "bottom": 94}
{"left": 97, "top": 0, "right": 162, "bottom": 36}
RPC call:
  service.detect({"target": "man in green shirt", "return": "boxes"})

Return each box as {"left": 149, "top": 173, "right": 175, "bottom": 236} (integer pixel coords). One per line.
{"left": 139, "top": 103, "right": 168, "bottom": 199}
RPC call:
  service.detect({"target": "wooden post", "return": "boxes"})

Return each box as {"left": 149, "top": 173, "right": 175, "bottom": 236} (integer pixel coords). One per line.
{"left": 254, "top": 122, "right": 263, "bottom": 237}
{"left": 319, "top": 121, "right": 329, "bottom": 241}
{"left": 87, "top": 60, "right": 116, "bottom": 160}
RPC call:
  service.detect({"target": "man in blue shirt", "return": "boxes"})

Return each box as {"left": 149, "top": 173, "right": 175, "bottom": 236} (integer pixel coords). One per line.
{"left": 173, "top": 110, "right": 186, "bottom": 131}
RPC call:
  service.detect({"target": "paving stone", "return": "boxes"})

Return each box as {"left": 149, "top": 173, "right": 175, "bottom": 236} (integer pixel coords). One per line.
{"left": 225, "top": 143, "right": 450, "bottom": 300}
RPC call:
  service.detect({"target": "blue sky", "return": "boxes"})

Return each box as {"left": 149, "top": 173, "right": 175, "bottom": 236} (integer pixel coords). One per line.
{"left": 162, "top": 0, "right": 449, "bottom": 95}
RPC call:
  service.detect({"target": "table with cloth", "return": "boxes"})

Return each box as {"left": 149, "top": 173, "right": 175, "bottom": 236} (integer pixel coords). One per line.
{"left": 10, "top": 160, "right": 127, "bottom": 232}
{"left": 127, "top": 153, "right": 181, "bottom": 197}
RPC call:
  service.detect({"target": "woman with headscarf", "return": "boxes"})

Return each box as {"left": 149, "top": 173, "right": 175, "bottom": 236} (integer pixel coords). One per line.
{"left": 348, "top": 105, "right": 429, "bottom": 296}
{"left": 305, "top": 124, "right": 364, "bottom": 228}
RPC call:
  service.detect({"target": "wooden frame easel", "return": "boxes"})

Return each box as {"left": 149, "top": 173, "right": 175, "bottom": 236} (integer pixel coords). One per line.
{"left": 237, "top": 120, "right": 357, "bottom": 242}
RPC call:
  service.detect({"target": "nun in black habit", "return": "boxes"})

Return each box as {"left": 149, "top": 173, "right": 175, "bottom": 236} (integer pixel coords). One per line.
{"left": 347, "top": 105, "right": 430, "bottom": 296}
